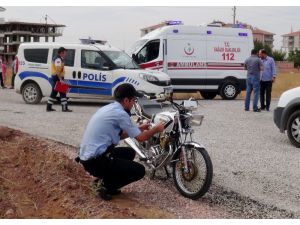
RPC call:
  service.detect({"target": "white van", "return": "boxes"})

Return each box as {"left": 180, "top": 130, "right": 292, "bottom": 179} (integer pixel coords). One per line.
{"left": 15, "top": 42, "right": 172, "bottom": 104}
{"left": 128, "top": 25, "right": 253, "bottom": 100}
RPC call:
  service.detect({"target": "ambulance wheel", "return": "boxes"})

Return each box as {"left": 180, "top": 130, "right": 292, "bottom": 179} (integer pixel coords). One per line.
{"left": 200, "top": 91, "right": 217, "bottom": 100}
{"left": 220, "top": 81, "right": 238, "bottom": 100}
{"left": 22, "top": 82, "right": 42, "bottom": 104}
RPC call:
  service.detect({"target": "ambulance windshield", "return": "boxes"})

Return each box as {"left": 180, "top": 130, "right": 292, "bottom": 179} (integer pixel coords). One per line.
{"left": 127, "top": 39, "right": 148, "bottom": 55}
{"left": 103, "top": 50, "right": 140, "bottom": 69}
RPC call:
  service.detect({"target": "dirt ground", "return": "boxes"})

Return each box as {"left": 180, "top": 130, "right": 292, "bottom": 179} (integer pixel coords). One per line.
{"left": 1, "top": 125, "right": 238, "bottom": 219}
{"left": 0, "top": 126, "right": 177, "bottom": 219}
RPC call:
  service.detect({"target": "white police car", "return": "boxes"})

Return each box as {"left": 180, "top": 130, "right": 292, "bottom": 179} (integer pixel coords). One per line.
{"left": 15, "top": 41, "right": 172, "bottom": 104}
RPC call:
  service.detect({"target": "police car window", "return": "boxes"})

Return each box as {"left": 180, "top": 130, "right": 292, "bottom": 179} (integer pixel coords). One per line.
{"left": 53, "top": 49, "right": 75, "bottom": 67}
{"left": 24, "top": 49, "right": 49, "bottom": 64}
{"left": 103, "top": 50, "right": 139, "bottom": 69}
{"left": 137, "top": 40, "right": 160, "bottom": 63}
{"left": 81, "top": 50, "right": 107, "bottom": 70}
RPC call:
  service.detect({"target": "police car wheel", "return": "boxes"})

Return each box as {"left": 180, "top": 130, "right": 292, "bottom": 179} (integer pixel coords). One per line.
{"left": 287, "top": 110, "right": 300, "bottom": 148}
{"left": 220, "top": 82, "right": 238, "bottom": 100}
{"left": 22, "top": 82, "right": 42, "bottom": 104}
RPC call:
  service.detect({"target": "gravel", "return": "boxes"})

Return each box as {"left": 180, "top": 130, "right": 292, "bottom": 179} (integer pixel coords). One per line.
{"left": 0, "top": 88, "right": 299, "bottom": 218}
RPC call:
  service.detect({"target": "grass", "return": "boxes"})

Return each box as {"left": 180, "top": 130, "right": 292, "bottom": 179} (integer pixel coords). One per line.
{"left": 173, "top": 71, "right": 300, "bottom": 100}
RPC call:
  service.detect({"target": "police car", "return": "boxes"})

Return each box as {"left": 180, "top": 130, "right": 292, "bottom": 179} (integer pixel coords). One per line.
{"left": 15, "top": 40, "right": 172, "bottom": 104}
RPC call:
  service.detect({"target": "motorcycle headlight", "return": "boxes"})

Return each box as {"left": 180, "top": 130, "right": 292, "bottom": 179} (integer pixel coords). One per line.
{"left": 139, "top": 73, "right": 159, "bottom": 82}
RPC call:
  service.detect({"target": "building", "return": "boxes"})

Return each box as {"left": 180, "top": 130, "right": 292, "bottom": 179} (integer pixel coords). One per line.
{"left": 282, "top": 31, "right": 300, "bottom": 53}
{"left": 210, "top": 21, "right": 275, "bottom": 48}
{"left": 0, "top": 19, "right": 65, "bottom": 62}
{"left": 252, "top": 28, "right": 275, "bottom": 48}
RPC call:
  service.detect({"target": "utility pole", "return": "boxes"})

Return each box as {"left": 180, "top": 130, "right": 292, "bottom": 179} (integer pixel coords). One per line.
{"left": 232, "top": 6, "right": 236, "bottom": 25}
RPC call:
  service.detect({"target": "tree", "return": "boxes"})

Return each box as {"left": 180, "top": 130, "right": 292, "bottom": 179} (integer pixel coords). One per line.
{"left": 272, "top": 50, "right": 286, "bottom": 61}
{"left": 253, "top": 40, "right": 272, "bottom": 56}
{"left": 287, "top": 49, "right": 300, "bottom": 68}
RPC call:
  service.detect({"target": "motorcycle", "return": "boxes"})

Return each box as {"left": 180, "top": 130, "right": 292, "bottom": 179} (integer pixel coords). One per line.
{"left": 124, "top": 94, "right": 213, "bottom": 199}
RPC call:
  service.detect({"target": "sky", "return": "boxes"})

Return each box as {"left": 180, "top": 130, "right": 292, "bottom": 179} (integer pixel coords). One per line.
{"left": 1, "top": 6, "right": 300, "bottom": 51}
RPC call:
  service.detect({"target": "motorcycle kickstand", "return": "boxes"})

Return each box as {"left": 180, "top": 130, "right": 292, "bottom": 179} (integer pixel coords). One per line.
{"left": 164, "top": 166, "right": 171, "bottom": 179}
{"left": 150, "top": 169, "right": 156, "bottom": 180}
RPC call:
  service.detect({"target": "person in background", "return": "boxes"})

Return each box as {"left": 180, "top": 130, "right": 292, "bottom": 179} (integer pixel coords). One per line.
{"left": 1, "top": 59, "right": 7, "bottom": 89}
{"left": 78, "top": 83, "right": 165, "bottom": 201}
{"left": 244, "top": 49, "right": 264, "bottom": 112}
{"left": 259, "top": 49, "right": 277, "bottom": 111}
{"left": 46, "top": 47, "right": 72, "bottom": 112}
{"left": 11, "top": 56, "right": 19, "bottom": 89}
{"left": 0, "top": 57, "right": 4, "bottom": 89}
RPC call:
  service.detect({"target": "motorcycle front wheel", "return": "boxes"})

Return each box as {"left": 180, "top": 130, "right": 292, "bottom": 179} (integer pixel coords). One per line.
{"left": 172, "top": 147, "right": 213, "bottom": 199}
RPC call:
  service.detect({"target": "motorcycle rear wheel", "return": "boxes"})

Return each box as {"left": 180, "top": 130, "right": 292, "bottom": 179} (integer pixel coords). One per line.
{"left": 172, "top": 147, "right": 213, "bottom": 199}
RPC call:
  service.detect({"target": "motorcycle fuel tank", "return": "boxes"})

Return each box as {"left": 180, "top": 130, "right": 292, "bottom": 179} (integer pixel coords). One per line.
{"left": 153, "top": 111, "right": 176, "bottom": 133}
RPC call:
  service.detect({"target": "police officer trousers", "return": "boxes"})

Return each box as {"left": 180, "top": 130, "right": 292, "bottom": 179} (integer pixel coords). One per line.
{"left": 80, "top": 146, "right": 145, "bottom": 191}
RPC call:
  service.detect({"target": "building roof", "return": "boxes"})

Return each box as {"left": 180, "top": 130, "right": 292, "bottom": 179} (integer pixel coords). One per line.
{"left": 141, "top": 22, "right": 167, "bottom": 31}
{"left": 0, "top": 20, "right": 65, "bottom": 27}
{"left": 282, "top": 31, "right": 300, "bottom": 37}
{"left": 252, "top": 28, "right": 275, "bottom": 35}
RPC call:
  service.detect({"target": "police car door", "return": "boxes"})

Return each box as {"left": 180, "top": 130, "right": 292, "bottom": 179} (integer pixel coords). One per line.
{"left": 78, "top": 49, "right": 112, "bottom": 99}
{"left": 52, "top": 48, "right": 79, "bottom": 97}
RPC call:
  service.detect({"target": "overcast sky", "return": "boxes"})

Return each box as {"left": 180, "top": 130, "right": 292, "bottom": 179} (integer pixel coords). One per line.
{"left": 1, "top": 6, "right": 300, "bottom": 51}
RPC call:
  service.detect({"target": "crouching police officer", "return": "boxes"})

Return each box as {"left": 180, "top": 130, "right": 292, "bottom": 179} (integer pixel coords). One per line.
{"left": 78, "top": 83, "right": 164, "bottom": 200}
{"left": 46, "top": 47, "right": 72, "bottom": 112}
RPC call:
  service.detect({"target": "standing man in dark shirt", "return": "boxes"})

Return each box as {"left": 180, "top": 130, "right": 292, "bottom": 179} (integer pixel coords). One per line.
{"left": 244, "top": 49, "right": 263, "bottom": 112}
{"left": 259, "top": 49, "right": 277, "bottom": 111}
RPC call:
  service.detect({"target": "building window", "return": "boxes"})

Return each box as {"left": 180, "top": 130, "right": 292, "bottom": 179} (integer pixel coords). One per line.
{"left": 24, "top": 49, "right": 49, "bottom": 64}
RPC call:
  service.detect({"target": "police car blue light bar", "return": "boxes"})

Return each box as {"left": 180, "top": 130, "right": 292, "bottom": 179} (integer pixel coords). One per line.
{"left": 207, "top": 31, "right": 212, "bottom": 34}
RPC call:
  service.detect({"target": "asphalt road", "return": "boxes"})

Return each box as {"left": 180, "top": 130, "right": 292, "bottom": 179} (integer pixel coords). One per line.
{"left": 0, "top": 88, "right": 299, "bottom": 217}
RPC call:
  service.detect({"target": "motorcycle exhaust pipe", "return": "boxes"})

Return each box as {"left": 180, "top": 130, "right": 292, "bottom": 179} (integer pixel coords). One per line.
{"left": 124, "top": 138, "right": 147, "bottom": 159}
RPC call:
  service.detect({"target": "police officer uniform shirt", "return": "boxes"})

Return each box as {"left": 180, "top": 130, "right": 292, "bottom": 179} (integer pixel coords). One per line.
{"left": 79, "top": 101, "right": 141, "bottom": 161}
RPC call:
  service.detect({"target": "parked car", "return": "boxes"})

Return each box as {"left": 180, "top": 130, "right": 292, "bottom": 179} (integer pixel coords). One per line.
{"left": 274, "top": 86, "right": 300, "bottom": 147}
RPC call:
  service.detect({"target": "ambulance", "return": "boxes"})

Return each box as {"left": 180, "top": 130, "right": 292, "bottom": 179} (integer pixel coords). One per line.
{"left": 128, "top": 24, "right": 254, "bottom": 100}
{"left": 15, "top": 41, "right": 172, "bottom": 104}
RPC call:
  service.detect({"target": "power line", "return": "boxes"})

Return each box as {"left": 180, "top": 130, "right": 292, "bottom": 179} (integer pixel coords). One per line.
{"left": 232, "top": 6, "right": 236, "bottom": 25}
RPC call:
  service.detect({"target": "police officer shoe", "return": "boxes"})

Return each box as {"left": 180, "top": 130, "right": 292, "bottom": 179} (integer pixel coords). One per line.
{"left": 46, "top": 104, "right": 56, "bottom": 112}
{"left": 98, "top": 188, "right": 112, "bottom": 201}
{"left": 46, "top": 108, "right": 56, "bottom": 112}
{"left": 107, "top": 189, "right": 122, "bottom": 195}
{"left": 62, "top": 105, "right": 73, "bottom": 112}
{"left": 91, "top": 179, "right": 112, "bottom": 201}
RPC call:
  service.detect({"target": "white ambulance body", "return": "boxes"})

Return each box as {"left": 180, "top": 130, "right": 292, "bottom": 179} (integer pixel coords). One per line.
{"left": 15, "top": 42, "right": 172, "bottom": 104}
{"left": 129, "top": 25, "right": 253, "bottom": 100}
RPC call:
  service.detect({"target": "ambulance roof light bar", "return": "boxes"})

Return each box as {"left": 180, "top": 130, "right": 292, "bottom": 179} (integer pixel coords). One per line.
{"left": 166, "top": 20, "right": 183, "bottom": 26}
